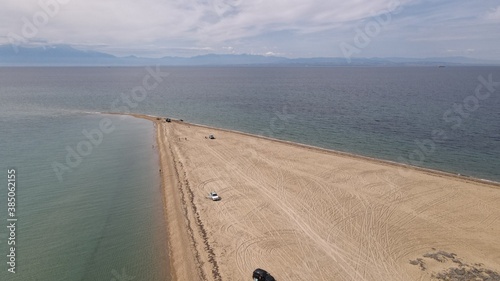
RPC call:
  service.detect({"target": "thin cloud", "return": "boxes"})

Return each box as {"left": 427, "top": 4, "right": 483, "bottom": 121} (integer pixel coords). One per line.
{"left": 0, "top": 0, "right": 499, "bottom": 59}
{"left": 485, "top": 5, "right": 500, "bottom": 22}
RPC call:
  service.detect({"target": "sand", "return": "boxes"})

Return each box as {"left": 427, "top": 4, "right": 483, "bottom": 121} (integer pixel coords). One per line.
{"left": 133, "top": 114, "right": 500, "bottom": 281}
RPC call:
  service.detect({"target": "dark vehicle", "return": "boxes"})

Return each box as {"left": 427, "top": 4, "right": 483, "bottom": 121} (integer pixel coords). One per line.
{"left": 165, "top": 118, "right": 171, "bottom": 122}
{"left": 253, "top": 268, "right": 275, "bottom": 281}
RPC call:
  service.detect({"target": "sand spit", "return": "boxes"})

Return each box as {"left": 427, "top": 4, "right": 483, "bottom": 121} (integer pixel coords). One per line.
{"left": 128, "top": 114, "right": 500, "bottom": 281}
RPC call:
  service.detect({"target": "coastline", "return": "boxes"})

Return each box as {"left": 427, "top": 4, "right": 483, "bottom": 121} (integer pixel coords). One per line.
{"left": 109, "top": 113, "right": 203, "bottom": 280}
{"left": 181, "top": 121, "right": 500, "bottom": 187}
{"left": 120, "top": 112, "right": 499, "bottom": 188}
{"left": 118, "top": 112, "right": 500, "bottom": 280}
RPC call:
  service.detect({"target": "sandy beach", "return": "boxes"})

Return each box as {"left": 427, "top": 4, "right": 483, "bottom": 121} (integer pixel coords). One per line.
{"left": 136, "top": 115, "right": 500, "bottom": 281}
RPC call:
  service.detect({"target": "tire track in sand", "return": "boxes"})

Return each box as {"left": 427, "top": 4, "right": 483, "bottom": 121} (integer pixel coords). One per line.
{"left": 164, "top": 125, "right": 222, "bottom": 281}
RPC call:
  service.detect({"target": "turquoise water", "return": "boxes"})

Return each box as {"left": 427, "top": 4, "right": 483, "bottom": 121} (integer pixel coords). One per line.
{"left": 0, "top": 65, "right": 499, "bottom": 279}
{"left": 0, "top": 113, "right": 170, "bottom": 280}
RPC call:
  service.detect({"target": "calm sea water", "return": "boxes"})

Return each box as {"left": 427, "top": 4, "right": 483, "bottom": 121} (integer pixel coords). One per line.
{"left": 0, "top": 113, "right": 170, "bottom": 280}
{"left": 2, "top": 66, "right": 498, "bottom": 181}
{"left": 0, "top": 66, "right": 499, "bottom": 278}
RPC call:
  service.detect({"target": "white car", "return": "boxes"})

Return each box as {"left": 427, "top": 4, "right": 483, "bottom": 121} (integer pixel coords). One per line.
{"left": 208, "top": 192, "right": 221, "bottom": 201}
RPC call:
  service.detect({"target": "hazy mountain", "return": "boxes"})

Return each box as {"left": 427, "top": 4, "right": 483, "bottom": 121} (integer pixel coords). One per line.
{"left": 1, "top": 44, "right": 499, "bottom": 66}
{"left": 0, "top": 44, "right": 117, "bottom": 66}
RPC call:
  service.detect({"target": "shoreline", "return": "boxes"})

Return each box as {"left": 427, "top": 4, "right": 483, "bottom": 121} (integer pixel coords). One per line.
{"left": 107, "top": 112, "right": 500, "bottom": 188}
{"left": 166, "top": 119, "right": 500, "bottom": 188}
{"left": 121, "top": 112, "right": 204, "bottom": 280}
{"left": 154, "top": 119, "right": 201, "bottom": 280}
{"left": 107, "top": 112, "right": 500, "bottom": 280}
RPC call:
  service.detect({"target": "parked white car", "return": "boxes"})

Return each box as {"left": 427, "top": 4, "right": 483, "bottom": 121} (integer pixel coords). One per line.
{"left": 208, "top": 191, "right": 221, "bottom": 201}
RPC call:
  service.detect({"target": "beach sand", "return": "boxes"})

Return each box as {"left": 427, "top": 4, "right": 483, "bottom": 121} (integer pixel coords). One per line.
{"left": 136, "top": 115, "right": 500, "bottom": 281}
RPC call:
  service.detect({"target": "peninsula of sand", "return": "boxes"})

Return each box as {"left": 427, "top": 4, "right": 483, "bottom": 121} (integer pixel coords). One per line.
{"left": 137, "top": 114, "right": 500, "bottom": 281}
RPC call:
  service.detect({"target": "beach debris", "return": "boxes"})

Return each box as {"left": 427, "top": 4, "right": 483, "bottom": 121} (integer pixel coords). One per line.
{"left": 409, "top": 258, "right": 426, "bottom": 271}
{"left": 410, "top": 250, "right": 500, "bottom": 281}
{"left": 423, "top": 250, "right": 456, "bottom": 263}
{"left": 432, "top": 266, "right": 500, "bottom": 281}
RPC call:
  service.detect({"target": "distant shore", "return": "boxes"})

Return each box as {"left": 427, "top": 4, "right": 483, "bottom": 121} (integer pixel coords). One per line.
{"left": 121, "top": 112, "right": 500, "bottom": 280}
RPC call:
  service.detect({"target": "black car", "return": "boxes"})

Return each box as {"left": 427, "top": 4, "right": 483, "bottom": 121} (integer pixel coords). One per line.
{"left": 253, "top": 268, "right": 275, "bottom": 281}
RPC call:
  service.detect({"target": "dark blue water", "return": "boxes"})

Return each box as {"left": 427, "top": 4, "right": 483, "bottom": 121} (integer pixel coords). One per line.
{"left": 2, "top": 66, "right": 498, "bottom": 181}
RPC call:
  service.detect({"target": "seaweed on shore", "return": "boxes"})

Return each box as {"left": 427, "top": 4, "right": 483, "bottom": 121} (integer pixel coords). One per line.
{"left": 410, "top": 250, "right": 500, "bottom": 281}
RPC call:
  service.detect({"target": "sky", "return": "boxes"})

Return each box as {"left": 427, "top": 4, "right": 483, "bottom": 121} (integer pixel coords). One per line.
{"left": 1, "top": 0, "right": 499, "bottom": 59}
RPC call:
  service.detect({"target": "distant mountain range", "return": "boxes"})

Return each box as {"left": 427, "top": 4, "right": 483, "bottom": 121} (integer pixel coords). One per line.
{"left": 1, "top": 44, "right": 499, "bottom": 66}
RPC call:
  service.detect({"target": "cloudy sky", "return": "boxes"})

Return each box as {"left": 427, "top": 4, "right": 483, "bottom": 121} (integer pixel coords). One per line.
{"left": 1, "top": 0, "right": 499, "bottom": 59}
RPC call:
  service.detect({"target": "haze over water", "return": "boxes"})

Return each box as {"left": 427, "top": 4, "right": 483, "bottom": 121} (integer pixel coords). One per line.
{"left": 0, "top": 65, "right": 499, "bottom": 279}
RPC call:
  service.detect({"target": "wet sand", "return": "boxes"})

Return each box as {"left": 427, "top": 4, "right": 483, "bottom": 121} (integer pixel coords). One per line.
{"left": 132, "top": 114, "right": 500, "bottom": 281}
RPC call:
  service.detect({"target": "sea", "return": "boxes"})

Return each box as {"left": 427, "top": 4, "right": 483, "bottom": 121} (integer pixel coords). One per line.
{"left": 0, "top": 66, "right": 499, "bottom": 280}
